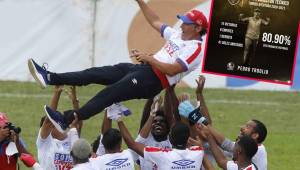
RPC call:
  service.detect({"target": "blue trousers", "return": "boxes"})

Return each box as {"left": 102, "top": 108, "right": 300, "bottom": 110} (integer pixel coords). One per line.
{"left": 49, "top": 63, "right": 163, "bottom": 122}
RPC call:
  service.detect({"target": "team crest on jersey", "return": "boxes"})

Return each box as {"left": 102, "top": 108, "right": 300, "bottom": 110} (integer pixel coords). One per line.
{"left": 164, "top": 41, "right": 179, "bottom": 56}
{"left": 106, "top": 158, "right": 128, "bottom": 166}
{"left": 172, "top": 160, "right": 195, "bottom": 169}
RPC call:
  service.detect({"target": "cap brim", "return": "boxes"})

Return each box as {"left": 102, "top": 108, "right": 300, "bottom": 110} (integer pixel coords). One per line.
{"left": 177, "top": 15, "right": 194, "bottom": 24}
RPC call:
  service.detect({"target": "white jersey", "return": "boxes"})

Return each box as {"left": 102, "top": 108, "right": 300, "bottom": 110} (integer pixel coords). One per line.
{"left": 135, "top": 134, "right": 172, "bottom": 170}
{"left": 153, "top": 25, "right": 202, "bottom": 86}
{"left": 227, "top": 161, "right": 257, "bottom": 170}
{"left": 96, "top": 134, "right": 105, "bottom": 156}
{"left": 144, "top": 146, "right": 204, "bottom": 170}
{"left": 90, "top": 149, "right": 135, "bottom": 170}
{"left": 221, "top": 139, "right": 267, "bottom": 170}
{"left": 71, "top": 162, "right": 96, "bottom": 170}
{"left": 252, "top": 144, "right": 267, "bottom": 170}
{"left": 36, "top": 128, "right": 79, "bottom": 170}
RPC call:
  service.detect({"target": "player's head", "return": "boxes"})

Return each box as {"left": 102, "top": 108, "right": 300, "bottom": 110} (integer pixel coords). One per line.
{"left": 233, "top": 136, "right": 258, "bottom": 161}
{"left": 238, "top": 120, "right": 267, "bottom": 144}
{"left": 151, "top": 110, "right": 170, "bottom": 141}
{"left": 71, "top": 139, "right": 92, "bottom": 164}
{"left": 253, "top": 8, "right": 261, "bottom": 18}
{"left": 177, "top": 9, "right": 208, "bottom": 40}
{"left": 169, "top": 122, "right": 190, "bottom": 149}
{"left": 102, "top": 128, "right": 122, "bottom": 153}
{"left": 39, "top": 116, "right": 67, "bottom": 140}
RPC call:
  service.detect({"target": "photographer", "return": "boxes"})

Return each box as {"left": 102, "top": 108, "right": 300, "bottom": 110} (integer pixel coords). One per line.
{"left": 0, "top": 112, "right": 29, "bottom": 170}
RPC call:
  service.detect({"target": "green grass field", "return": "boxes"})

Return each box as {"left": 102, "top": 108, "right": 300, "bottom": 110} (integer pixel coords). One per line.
{"left": 1, "top": 81, "right": 299, "bottom": 170}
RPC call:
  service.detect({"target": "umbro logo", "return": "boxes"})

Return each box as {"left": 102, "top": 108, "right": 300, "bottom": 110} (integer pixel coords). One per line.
{"left": 106, "top": 158, "right": 128, "bottom": 166}
{"left": 172, "top": 160, "right": 195, "bottom": 166}
{"left": 132, "top": 78, "right": 138, "bottom": 85}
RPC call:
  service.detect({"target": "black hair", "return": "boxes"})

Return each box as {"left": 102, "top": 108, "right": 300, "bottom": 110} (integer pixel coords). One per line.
{"left": 39, "top": 116, "right": 46, "bottom": 128}
{"left": 169, "top": 122, "right": 190, "bottom": 149}
{"left": 91, "top": 135, "right": 101, "bottom": 153}
{"left": 252, "top": 119, "right": 267, "bottom": 143}
{"left": 199, "top": 28, "right": 207, "bottom": 37}
{"left": 193, "top": 25, "right": 207, "bottom": 37}
{"left": 101, "top": 128, "right": 122, "bottom": 151}
{"left": 237, "top": 136, "right": 258, "bottom": 160}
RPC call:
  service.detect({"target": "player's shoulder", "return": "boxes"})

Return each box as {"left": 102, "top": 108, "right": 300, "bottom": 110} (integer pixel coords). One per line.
{"left": 145, "top": 146, "right": 172, "bottom": 153}
{"left": 188, "top": 146, "right": 204, "bottom": 151}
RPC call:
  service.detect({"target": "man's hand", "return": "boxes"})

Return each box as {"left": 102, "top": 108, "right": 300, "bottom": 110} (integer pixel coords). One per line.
{"left": 150, "top": 95, "right": 163, "bottom": 116}
{"left": 0, "top": 126, "right": 10, "bottom": 141}
{"left": 187, "top": 136, "right": 203, "bottom": 147}
{"left": 177, "top": 93, "right": 190, "bottom": 103}
{"left": 69, "top": 113, "right": 79, "bottom": 129}
{"left": 196, "top": 76, "right": 205, "bottom": 96}
{"left": 54, "top": 85, "right": 64, "bottom": 93}
{"left": 195, "top": 124, "right": 210, "bottom": 140}
{"left": 136, "top": 53, "right": 154, "bottom": 63}
{"left": 9, "top": 130, "right": 19, "bottom": 143}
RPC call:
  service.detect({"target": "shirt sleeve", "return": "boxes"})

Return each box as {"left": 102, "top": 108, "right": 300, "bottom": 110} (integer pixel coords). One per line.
{"left": 161, "top": 25, "right": 177, "bottom": 40}
{"left": 143, "top": 147, "right": 165, "bottom": 166}
{"left": 221, "top": 138, "right": 235, "bottom": 152}
{"left": 226, "top": 161, "right": 238, "bottom": 170}
{"left": 176, "top": 42, "right": 202, "bottom": 72}
{"left": 36, "top": 129, "right": 51, "bottom": 148}
{"left": 135, "top": 134, "right": 148, "bottom": 144}
{"left": 68, "top": 128, "right": 79, "bottom": 147}
{"left": 96, "top": 135, "right": 105, "bottom": 156}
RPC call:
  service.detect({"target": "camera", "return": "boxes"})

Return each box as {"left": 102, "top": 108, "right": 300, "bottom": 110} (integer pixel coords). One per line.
{"left": 187, "top": 107, "right": 209, "bottom": 126}
{"left": 5, "top": 122, "right": 21, "bottom": 134}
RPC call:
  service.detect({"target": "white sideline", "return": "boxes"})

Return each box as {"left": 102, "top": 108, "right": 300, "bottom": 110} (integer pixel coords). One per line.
{"left": 0, "top": 92, "right": 292, "bottom": 106}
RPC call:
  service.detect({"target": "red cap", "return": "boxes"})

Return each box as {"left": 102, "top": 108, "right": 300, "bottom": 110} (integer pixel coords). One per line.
{"left": 0, "top": 112, "right": 9, "bottom": 127}
{"left": 177, "top": 10, "right": 208, "bottom": 29}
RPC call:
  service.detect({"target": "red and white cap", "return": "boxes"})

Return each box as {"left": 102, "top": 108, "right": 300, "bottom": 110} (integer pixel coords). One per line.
{"left": 177, "top": 9, "right": 208, "bottom": 29}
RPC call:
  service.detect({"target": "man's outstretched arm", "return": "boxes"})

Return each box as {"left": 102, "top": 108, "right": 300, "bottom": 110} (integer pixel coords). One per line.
{"left": 137, "top": 54, "right": 185, "bottom": 76}
{"left": 135, "top": 0, "right": 164, "bottom": 33}
{"left": 117, "top": 120, "right": 145, "bottom": 157}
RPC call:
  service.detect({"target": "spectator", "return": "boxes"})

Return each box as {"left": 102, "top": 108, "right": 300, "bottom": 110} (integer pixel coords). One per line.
{"left": 0, "top": 112, "right": 29, "bottom": 170}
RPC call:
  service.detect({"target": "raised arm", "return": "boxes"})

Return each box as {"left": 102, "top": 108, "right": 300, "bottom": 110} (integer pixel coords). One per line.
{"left": 197, "top": 125, "right": 228, "bottom": 170}
{"left": 139, "top": 96, "right": 162, "bottom": 138}
{"left": 117, "top": 120, "right": 145, "bottom": 157}
{"left": 139, "top": 98, "right": 154, "bottom": 131}
{"left": 101, "top": 111, "right": 112, "bottom": 135}
{"left": 135, "top": 0, "right": 165, "bottom": 33}
{"left": 164, "top": 85, "right": 180, "bottom": 127}
{"left": 50, "top": 86, "right": 63, "bottom": 110}
{"left": 196, "top": 76, "right": 212, "bottom": 124}
{"left": 40, "top": 86, "right": 63, "bottom": 139}
{"left": 239, "top": 14, "right": 250, "bottom": 22}
{"left": 66, "top": 86, "right": 82, "bottom": 135}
